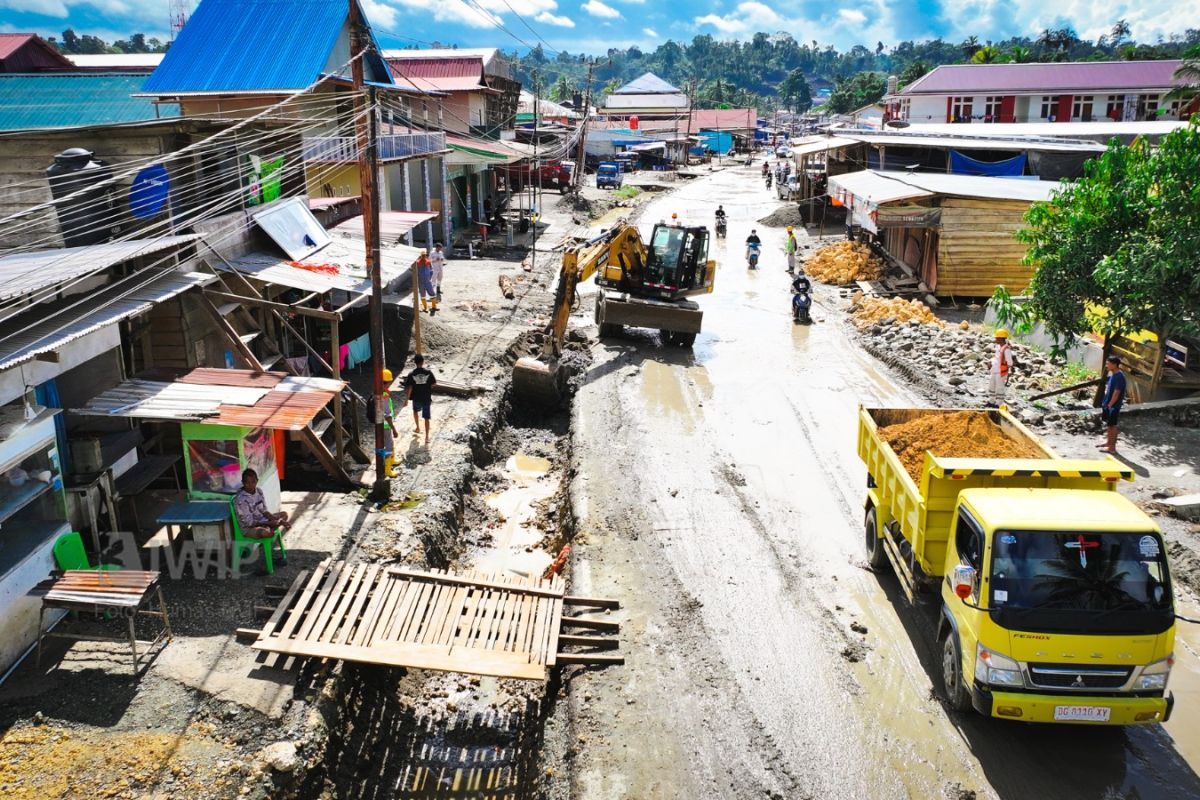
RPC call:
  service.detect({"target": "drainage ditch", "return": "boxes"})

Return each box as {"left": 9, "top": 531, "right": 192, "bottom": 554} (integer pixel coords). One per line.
{"left": 294, "top": 337, "right": 589, "bottom": 799}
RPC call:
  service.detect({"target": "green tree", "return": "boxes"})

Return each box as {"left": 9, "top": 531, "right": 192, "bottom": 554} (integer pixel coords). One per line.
{"left": 971, "top": 45, "right": 1001, "bottom": 63}
{"left": 551, "top": 75, "right": 575, "bottom": 102}
{"left": 1166, "top": 45, "right": 1200, "bottom": 104}
{"left": 826, "top": 72, "right": 887, "bottom": 114}
{"left": 960, "top": 36, "right": 982, "bottom": 59}
{"left": 897, "top": 60, "right": 929, "bottom": 87}
{"left": 1019, "top": 120, "right": 1200, "bottom": 353}
{"left": 1006, "top": 45, "right": 1034, "bottom": 63}
{"left": 777, "top": 67, "right": 812, "bottom": 112}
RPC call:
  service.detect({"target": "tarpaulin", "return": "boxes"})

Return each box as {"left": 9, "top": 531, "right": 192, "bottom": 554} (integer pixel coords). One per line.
{"left": 949, "top": 150, "right": 1026, "bottom": 177}
{"left": 1026, "top": 150, "right": 1094, "bottom": 181}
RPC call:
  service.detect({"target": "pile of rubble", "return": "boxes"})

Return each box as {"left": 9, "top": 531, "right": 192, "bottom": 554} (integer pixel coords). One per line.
{"left": 859, "top": 319, "right": 1065, "bottom": 399}
{"left": 851, "top": 296, "right": 941, "bottom": 328}
{"left": 804, "top": 241, "right": 884, "bottom": 285}
{"left": 880, "top": 410, "right": 1048, "bottom": 481}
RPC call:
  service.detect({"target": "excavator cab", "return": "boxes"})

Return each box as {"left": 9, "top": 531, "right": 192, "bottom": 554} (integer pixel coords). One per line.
{"left": 641, "top": 223, "right": 713, "bottom": 298}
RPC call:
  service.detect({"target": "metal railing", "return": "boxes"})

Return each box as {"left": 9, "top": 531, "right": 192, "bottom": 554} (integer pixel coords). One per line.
{"left": 302, "top": 132, "right": 446, "bottom": 162}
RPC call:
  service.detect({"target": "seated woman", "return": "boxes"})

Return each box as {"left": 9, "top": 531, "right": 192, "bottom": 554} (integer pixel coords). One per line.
{"left": 234, "top": 468, "right": 290, "bottom": 539}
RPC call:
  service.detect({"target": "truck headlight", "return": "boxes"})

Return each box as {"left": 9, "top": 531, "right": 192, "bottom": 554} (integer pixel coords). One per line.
{"left": 1137, "top": 655, "right": 1174, "bottom": 691}
{"left": 976, "top": 643, "right": 1024, "bottom": 688}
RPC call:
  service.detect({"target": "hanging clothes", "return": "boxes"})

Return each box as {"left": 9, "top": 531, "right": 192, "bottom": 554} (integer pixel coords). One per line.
{"left": 346, "top": 334, "right": 371, "bottom": 370}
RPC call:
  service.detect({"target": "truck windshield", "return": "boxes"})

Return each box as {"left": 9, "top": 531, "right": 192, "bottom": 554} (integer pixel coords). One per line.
{"left": 990, "top": 530, "right": 1174, "bottom": 634}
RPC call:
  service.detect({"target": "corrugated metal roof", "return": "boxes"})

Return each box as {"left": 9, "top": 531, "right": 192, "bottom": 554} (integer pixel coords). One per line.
{"left": 331, "top": 211, "right": 438, "bottom": 244}
{"left": 902, "top": 121, "right": 1187, "bottom": 141}
{"left": 0, "top": 34, "right": 35, "bottom": 60}
{"left": 392, "top": 75, "right": 488, "bottom": 93}
{"left": 690, "top": 108, "right": 756, "bottom": 131}
{"left": 143, "top": 0, "right": 393, "bottom": 94}
{"left": 902, "top": 60, "right": 1184, "bottom": 95}
{"left": 842, "top": 131, "right": 1104, "bottom": 153}
{"left": 221, "top": 239, "right": 421, "bottom": 295}
{"left": 614, "top": 72, "right": 681, "bottom": 95}
{"left": 0, "top": 269, "right": 213, "bottom": 373}
{"left": 69, "top": 54, "right": 165, "bottom": 69}
{"left": 210, "top": 388, "right": 335, "bottom": 429}
{"left": 72, "top": 379, "right": 272, "bottom": 420}
{"left": 176, "top": 367, "right": 286, "bottom": 388}
{"left": 389, "top": 56, "right": 481, "bottom": 80}
{"left": 792, "top": 136, "right": 859, "bottom": 156}
{"left": 829, "top": 170, "right": 1061, "bottom": 205}
{"left": 0, "top": 73, "right": 178, "bottom": 131}
{"left": 0, "top": 235, "right": 201, "bottom": 305}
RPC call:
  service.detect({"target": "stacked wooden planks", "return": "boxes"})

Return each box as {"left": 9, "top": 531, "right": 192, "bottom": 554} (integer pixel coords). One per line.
{"left": 251, "top": 562, "right": 619, "bottom": 680}
{"left": 935, "top": 198, "right": 1035, "bottom": 297}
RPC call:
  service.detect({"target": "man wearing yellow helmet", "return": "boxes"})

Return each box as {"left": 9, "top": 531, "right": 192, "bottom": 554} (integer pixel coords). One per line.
{"left": 989, "top": 328, "right": 1014, "bottom": 404}
{"left": 785, "top": 226, "right": 798, "bottom": 273}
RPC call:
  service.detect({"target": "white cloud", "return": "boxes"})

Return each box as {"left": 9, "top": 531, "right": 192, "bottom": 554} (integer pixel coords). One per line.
{"left": 535, "top": 11, "right": 575, "bottom": 26}
{"left": 582, "top": 0, "right": 620, "bottom": 18}
{"left": 390, "top": 0, "right": 502, "bottom": 28}
{"left": 642, "top": 26, "right": 657, "bottom": 37}
{"left": 838, "top": 8, "right": 866, "bottom": 24}
{"left": 4, "top": 0, "right": 69, "bottom": 16}
{"left": 361, "top": 0, "right": 399, "bottom": 29}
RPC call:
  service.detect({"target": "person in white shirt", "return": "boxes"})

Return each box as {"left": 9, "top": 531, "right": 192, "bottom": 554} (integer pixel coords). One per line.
{"left": 429, "top": 242, "right": 446, "bottom": 301}
{"left": 989, "top": 328, "right": 1014, "bottom": 404}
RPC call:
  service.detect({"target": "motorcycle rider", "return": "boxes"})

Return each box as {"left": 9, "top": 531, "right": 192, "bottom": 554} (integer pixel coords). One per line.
{"left": 791, "top": 270, "right": 813, "bottom": 322}
{"left": 745, "top": 229, "right": 762, "bottom": 267}
{"left": 714, "top": 205, "right": 727, "bottom": 236}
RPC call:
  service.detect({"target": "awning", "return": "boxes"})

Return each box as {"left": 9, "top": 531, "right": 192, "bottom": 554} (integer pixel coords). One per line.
{"left": 0, "top": 234, "right": 201, "bottom": 307}
{"left": 0, "top": 269, "right": 213, "bottom": 373}
{"left": 446, "top": 135, "right": 524, "bottom": 165}
{"left": 827, "top": 171, "right": 934, "bottom": 206}
{"left": 838, "top": 131, "right": 1104, "bottom": 153}
{"left": 629, "top": 141, "right": 667, "bottom": 152}
{"left": 73, "top": 369, "right": 344, "bottom": 431}
{"left": 330, "top": 211, "right": 437, "bottom": 244}
{"left": 792, "top": 136, "right": 858, "bottom": 157}
{"left": 221, "top": 239, "right": 423, "bottom": 296}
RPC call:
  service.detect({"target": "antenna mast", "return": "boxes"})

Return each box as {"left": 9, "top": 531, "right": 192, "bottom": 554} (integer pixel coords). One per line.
{"left": 168, "top": 0, "right": 190, "bottom": 41}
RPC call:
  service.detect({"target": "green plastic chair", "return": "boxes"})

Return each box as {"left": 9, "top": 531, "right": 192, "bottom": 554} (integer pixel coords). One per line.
{"left": 53, "top": 531, "right": 122, "bottom": 571}
{"left": 229, "top": 499, "right": 286, "bottom": 575}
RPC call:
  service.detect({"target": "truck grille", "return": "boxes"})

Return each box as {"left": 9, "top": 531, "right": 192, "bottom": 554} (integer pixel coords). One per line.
{"left": 1028, "top": 664, "right": 1132, "bottom": 690}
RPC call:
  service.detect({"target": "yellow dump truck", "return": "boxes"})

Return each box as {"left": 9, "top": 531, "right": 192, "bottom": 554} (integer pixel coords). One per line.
{"left": 858, "top": 407, "right": 1176, "bottom": 725}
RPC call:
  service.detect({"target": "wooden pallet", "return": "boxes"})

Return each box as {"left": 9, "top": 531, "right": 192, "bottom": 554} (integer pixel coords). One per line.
{"left": 248, "top": 561, "right": 621, "bottom": 680}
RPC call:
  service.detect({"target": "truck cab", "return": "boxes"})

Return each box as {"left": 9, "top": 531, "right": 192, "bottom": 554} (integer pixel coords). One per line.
{"left": 941, "top": 488, "right": 1175, "bottom": 725}
{"left": 597, "top": 162, "right": 622, "bottom": 189}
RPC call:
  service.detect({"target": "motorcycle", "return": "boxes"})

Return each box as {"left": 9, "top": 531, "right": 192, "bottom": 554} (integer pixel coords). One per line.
{"left": 761, "top": 163, "right": 769, "bottom": 179}
{"left": 715, "top": 217, "right": 727, "bottom": 238}
{"left": 765, "top": 172, "right": 773, "bottom": 189}
{"left": 791, "top": 276, "right": 813, "bottom": 324}
{"left": 746, "top": 242, "right": 761, "bottom": 269}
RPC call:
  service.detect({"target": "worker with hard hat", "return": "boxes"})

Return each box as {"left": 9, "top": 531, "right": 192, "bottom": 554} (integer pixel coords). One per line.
{"left": 989, "top": 328, "right": 1014, "bottom": 404}
{"left": 785, "top": 225, "right": 798, "bottom": 273}
{"left": 380, "top": 368, "right": 399, "bottom": 477}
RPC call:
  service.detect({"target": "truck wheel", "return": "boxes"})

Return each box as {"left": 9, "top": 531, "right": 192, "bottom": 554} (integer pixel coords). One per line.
{"left": 673, "top": 331, "right": 696, "bottom": 348}
{"left": 941, "top": 634, "right": 973, "bottom": 713}
{"left": 864, "top": 506, "right": 887, "bottom": 570}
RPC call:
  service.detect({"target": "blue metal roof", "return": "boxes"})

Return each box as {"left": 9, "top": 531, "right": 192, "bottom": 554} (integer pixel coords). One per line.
{"left": 0, "top": 73, "right": 178, "bottom": 131}
{"left": 142, "top": 0, "right": 394, "bottom": 95}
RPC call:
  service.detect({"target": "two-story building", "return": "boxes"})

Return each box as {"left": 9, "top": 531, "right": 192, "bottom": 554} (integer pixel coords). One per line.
{"left": 888, "top": 60, "right": 1197, "bottom": 124}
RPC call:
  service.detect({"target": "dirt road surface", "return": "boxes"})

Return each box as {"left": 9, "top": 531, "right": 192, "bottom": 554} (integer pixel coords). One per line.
{"left": 561, "top": 165, "right": 1200, "bottom": 800}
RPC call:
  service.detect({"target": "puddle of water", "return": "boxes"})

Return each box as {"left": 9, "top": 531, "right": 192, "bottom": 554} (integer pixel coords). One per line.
{"left": 473, "top": 453, "right": 557, "bottom": 580}
{"left": 638, "top": 360, "right": 697, "bottom": 430}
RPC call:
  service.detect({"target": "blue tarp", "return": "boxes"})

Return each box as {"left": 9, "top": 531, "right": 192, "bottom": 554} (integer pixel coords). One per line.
{"left": 698, "top": 130, "right": 734, "bottom": 155}
{"left": 949, "top": 150, "right": 1027, "bottom": 177}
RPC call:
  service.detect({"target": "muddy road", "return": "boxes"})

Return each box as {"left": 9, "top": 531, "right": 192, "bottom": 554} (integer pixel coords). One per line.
{"left": 560, "top": 165, "right": 1200, "bottom": 799}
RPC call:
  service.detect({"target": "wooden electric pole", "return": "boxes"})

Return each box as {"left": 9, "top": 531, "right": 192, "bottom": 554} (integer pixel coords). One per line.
{"left": 574, "top": 60, "right": 594, "bottom": 192}
{"left": 349, "top": 0, "right": 387, "bottom": 497}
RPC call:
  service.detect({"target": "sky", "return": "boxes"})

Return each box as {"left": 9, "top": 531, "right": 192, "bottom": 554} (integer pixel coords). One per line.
{"left": 1, "top": 0, "right": 1199, "bottom": 55}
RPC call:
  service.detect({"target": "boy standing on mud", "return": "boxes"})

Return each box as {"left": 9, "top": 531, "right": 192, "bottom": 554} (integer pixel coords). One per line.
{"left": 402, "top": 354, "right": 437, "bottom": 446}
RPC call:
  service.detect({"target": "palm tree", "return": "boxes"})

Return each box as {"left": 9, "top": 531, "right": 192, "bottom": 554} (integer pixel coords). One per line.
{"left": 1007, "top": 45, "right": 1033, "bottom": 64}
{"left": 1110, "top": 19, "right": 1132, "bottom": 48}
{"left": 960, "top": 36, "right": 982, "bottom": 60}
{"left": 1166, "top": 50, "right": 1200, "bottom": 106}
{"left": 971, "top": 45, "right": 1001, "bottom": 64}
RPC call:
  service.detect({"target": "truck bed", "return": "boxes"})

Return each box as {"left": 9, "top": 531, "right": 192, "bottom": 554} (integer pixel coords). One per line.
{"left": 858, "top": 407, "right": 1133, "bottom": 580}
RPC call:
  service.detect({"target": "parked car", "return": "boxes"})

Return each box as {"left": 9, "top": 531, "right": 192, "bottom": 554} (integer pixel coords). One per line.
{"left": 596, "top": 162, "right": 623, "bottom": 189}
{"left": 775, "top": 146, "right": 792, "bottom": 157}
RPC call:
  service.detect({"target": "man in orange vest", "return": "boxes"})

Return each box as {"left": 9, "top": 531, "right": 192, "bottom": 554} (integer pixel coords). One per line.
{"left": 989, "top": 328, "right": 1014, "bottom": 404}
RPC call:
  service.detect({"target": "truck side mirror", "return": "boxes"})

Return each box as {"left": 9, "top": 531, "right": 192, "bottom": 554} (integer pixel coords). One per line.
{"left": 952, "top": 564, "right": 977, "bottom": 600}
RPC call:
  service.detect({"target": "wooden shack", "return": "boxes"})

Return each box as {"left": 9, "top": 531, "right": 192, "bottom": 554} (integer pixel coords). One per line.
{"left": 827, "top": 170, "right": 1061, "bottom": 298}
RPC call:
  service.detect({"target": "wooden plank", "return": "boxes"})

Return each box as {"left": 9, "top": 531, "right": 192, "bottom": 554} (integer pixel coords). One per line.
{"left": 432, "top": 579, "right": 472, "bottom": 647}
{"left": 393, "top": 574, "right": 437, "bottom": 644}
{"left": 560, "top": 616, "right": 620, "bottom": 632}
{"left": 487, "top": 576, "right": 522, "bottom": 653}
{"left": 563, "top": 595, "right": 620, "bottom": 609}
{"left": 369, "top": 573, "right": 414, "bottom": 644}
{"left": 349, "top": 567, "right": 396, "bottom": 647}
{"left": 314, "top": 563, "right": 366, "bottom": 643}
{"left": 335, "top": 564, "right": 381, "bottom": 646}
{"left": 257, "top": 570, "right": 311, "bottom": 641}
{"left": 270, "top": 560, "right": 332, "bottom": 644}
{"left": 292, "top": 561, "right": 348, "bottom": 646}
{"left": 251, "top": 637, "right": 547, "bottom": 680}
{"left": 545, "top": 594, "right": 564, "bottom": 667}
{"left": 451, "top": 581, "right": 489, "bottom": 651}
{"left": 385, "top": 567, "right": 565, "bottom": 599}
{"left": 557, "top": 634, "right": 619, "bottom": 649}
{"left": 421, "top": 573, "right": 462, "bottom": 646}
{"left": 554, "top": 653, "right": 625, "bottom": 666}
{"left": 413, "top": 572, "right": 452, "bottom": 645}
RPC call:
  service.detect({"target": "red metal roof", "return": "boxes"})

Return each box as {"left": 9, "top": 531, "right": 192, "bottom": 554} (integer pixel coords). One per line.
{"left": 902, "top": 60, "right": 1185, "bottom": 95}
{"left": 210, "top": 389, "right": 335, "bottom": 430}
{"left": 0, "top": 34, "right": 35, "bottom": 60}
{"left": 387, "top": 56, "right": 486, "bottom": 93}
{"left": 690, "top": 108, "right": 756, "bottom": 131}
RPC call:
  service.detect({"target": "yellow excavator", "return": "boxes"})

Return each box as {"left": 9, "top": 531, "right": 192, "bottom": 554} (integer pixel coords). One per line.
{"left": 513, "top": 218, "right": 717, "bottom": 404}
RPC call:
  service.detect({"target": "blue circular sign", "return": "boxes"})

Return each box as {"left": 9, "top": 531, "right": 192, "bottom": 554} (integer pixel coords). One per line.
{"left": 129, "top": 163, "right": 170, "bottom": 219}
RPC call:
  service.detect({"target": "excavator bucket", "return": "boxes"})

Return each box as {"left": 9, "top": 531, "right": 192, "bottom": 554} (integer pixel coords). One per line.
{"left": 512, "top": 356, "right": 566, "bottom": 408}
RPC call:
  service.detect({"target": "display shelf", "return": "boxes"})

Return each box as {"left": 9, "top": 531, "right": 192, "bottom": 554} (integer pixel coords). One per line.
{"left": 0, "top": 479, "right": 54, "bottom": 526}
{"left": 0, "top": 519, "right": 67, "bottom": 578}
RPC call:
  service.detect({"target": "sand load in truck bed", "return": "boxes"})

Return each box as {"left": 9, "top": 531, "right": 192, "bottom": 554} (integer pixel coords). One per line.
{"left": 880, "top": 410, "right": 1048, "bottom": 483}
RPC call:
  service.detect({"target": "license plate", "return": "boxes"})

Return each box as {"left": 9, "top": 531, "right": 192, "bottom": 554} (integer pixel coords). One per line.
{"left": 1054, "top": 705, "right": 1111, "bottom": 722}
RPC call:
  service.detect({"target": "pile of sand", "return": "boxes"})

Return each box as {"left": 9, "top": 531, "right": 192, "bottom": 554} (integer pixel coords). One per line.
{"left": 804, "top": 241, "right": 884, "bottom": 285}
{"left": 880, "top": 410, "right": 1047, "bottom": 482}
{"left": 851, "top": 296, "right": 941, "bottom": 328}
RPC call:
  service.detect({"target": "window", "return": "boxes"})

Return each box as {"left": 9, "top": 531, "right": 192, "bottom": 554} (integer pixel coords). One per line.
{"left": 1139, "top": 94, "right": 1160, "bottom": 120}
{"left": 950, "top": 96, "right": 973, "bottom": 122}
{"left": 1106, "top": 94, "right": 1125, "bottom": 120}
{"left": 898, "top": 98, "right": 911, "bottom": 120}
{"left": 1072, "top": 95, "right": 1094, "bottom": 121}
{"left": 983, "top": 96, "right": 1003, "bottom": 121}
{"left": 1039, "top": 95, "right": 1055, "bottom": 120}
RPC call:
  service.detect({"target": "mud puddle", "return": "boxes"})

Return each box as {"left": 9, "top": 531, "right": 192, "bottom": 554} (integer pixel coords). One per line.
{"left": 473, "top": 453, "right": 558, "bottom": 579}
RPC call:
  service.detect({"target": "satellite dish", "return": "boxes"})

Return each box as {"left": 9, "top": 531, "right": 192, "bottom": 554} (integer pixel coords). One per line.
{"left": 129, "top": 164, "right": 170, "bottom": 219}
{"left": 885, "top": 119, "right": 911, "bottom": 129}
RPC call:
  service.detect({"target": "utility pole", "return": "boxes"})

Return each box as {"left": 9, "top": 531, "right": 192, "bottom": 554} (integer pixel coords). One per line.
{"left": 349, "top": 0, "right": 387, "bottom": 498}
{"left": 574, "top": 60, "right": 594, "bottom": 192}
{"left": 531, "top": 72, "right": 539, "bottom": 273}
{"left": 683, "top": 78, "right": 695, "bottom": 170}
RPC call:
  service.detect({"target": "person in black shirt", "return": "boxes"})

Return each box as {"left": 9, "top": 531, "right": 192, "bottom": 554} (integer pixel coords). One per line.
{"left": 402, "top": 354, "right": 438, "bottom": 446}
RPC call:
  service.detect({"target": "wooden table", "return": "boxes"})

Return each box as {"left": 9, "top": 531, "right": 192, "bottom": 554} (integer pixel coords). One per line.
{"left": 156, "top": 499, "right": 231, "bottom": 547}
{"left": 34, "top": 570, "right": 172, "bottom": 675}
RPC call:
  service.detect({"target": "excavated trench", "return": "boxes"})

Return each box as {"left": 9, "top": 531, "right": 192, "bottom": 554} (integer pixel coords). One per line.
{"left": 296, "top": 345, "right": 587, "bottom": 800}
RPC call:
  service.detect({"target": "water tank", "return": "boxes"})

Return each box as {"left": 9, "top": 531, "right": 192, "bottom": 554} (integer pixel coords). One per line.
{"left": 886, "top": 75, "right": 899, "bottom": 95}
{"left": 46, "top": 148, "right": 116, "bottom": 247}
